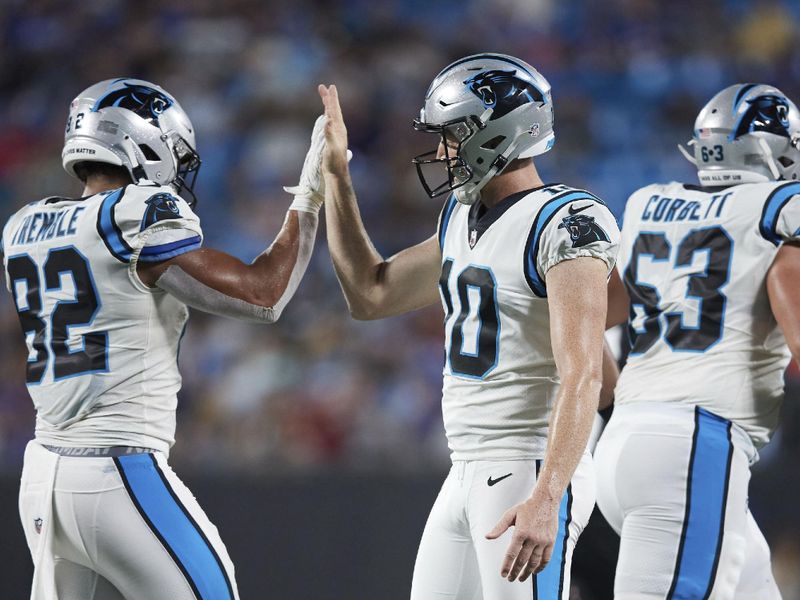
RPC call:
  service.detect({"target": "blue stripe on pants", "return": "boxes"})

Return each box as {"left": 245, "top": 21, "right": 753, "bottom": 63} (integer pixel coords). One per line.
{"left": 534, "top": 483, "right": 572, "bottom": 599}
{"left": 115, "top": 454, "right": 234, "bottom": 600}
{"left": 667, "top": 407, "right": 734, "bottom": 599}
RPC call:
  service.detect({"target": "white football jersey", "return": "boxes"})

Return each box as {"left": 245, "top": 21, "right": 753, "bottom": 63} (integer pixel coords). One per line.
{"left": 615, "top": 180, "right": 800, "bottom": 448}
{"left": 2, "top": 182, "right": 203, "bottom": 453}
{"left": 437, "top": 184, "right": 620, "bottom": 460}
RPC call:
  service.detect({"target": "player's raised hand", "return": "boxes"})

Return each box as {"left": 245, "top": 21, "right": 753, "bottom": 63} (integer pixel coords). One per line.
{"left": 283, "top": 114, "right": 328, "bottom": 208}
{"left": 318, "top": 84, "right": 350, "bottom": 175}
{"left": 485, "top": 490, "right": 560, "bottom": 582}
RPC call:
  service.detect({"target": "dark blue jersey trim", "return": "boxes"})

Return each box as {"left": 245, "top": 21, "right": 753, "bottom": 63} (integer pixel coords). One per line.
{"left": 138, "top": 235, "right": 202, "bottom": 262}
{"left": 523, "top": 190, "right": 603, "bottom": 297}
{"left": 759, "top": 182, "right": 800, "bottom": 245}
{"left": 466, "top": 184, "right": 555, "bottom": 248}
{"left": 96, "top": 188, "right": 134, "bottom": 263}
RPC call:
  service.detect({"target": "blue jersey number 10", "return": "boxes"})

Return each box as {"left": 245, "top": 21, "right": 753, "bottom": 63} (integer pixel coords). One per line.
{"left": 439, "top": 259, "right": 500, "bottom": 379}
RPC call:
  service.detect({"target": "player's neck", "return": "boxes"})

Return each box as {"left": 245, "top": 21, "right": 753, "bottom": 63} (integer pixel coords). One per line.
{"left": 82, "top": 175, "right": 131, "bottom": 197}
{"left": 480, "top": 159, "right": 544, "bottom": 209}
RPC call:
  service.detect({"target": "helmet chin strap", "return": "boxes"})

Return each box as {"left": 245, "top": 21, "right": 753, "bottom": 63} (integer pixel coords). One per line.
{"left": 454, "top": 138, "right": 520, "bottom": 205}
{"left": 119, "top": 135, "right": 147, "bottom": 182}
{"left": 756, "top": 137, "right": 782, "bottom": 179}
{"left": 677, "top": 140, "right": 697, "bottom": 165}
{"left": 455, "top": 163, "right": 501, "bottom": 205}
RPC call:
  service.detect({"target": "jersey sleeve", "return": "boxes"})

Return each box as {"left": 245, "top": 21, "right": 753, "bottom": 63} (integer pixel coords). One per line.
{"left": 524, "top": 193, "right": 620, "bottom": 297}
{"left": 96, "top": 184, "right": 203, "bottom": 264}
{"left": 758, "top": 182, "right": 800, "bottom": 245}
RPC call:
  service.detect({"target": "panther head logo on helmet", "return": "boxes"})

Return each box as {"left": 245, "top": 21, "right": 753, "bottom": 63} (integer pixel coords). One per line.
{"left": 62, "top": 78, "right": 202, "bottom": 205}
{"left": 732, "top": 94, "right": 791, "bottom": 139}
{"left": 464, "top": 69, "right": 545, "bottom": 120}
{"left": 92, "top": 82, "right": 175, "bottom": 124}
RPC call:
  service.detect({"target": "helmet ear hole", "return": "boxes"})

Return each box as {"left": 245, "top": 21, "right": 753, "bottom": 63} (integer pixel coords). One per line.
{"left": 778, "top": 156, "right": 794, "bottom": 168}
{"left": 139, "top": 144, "right": 160, "bottom": 161}
{"left": 481, "top": 135, "right": 506, "bottom": 150}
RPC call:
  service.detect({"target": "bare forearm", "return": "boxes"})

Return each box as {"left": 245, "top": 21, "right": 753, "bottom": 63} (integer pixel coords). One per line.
{"left": 148, "top": 209, "right": 318, "bottom": 320}
{"left": 323, "top": 169, "right": 387, "bottom": 314}
{"left": 538, "top": 256, "right": 608, "bottom": 500}
{"left": 536, "top": 371, "right": 602, "bottom": 500}
{"left": 243, "top": 209, "right": 317, "bottom": 308}
{"left": 259, "top": 209, "right": 317, "bottom": 315}
{"left": 318, "top": 83, "right": 440, "bottom": 319}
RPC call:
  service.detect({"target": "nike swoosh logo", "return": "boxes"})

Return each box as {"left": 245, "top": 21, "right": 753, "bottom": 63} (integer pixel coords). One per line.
{"left": 568, "top": 203, "right": 593, "bottom": 215}
{"left": 487, "top": 473, "right": 513, "bottom": 487}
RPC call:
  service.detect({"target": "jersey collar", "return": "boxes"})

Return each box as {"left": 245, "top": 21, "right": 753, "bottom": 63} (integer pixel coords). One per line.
{"left": 466, "top": 183, "right": 556, "bottom": 249}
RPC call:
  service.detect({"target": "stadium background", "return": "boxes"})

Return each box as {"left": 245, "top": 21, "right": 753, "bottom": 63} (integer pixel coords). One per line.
{"left": 1, "top": 0, "right": 800, "bottom": 597}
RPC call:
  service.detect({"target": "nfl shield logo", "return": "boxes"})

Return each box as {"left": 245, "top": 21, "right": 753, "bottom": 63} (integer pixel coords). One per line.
{"left": 34, "top": 518, "right": 43, "bottom": 534}
{"left": 469, "top": 229, "right": 478, "bottom": 248}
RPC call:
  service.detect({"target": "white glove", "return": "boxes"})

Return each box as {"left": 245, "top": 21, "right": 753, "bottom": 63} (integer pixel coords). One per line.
{"left": 284, "top": 115, "right": 352, "bottom": 214}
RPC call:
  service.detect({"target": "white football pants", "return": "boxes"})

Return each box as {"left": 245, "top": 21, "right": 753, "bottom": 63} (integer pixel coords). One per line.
{"left": 595, "top": 402, "right": 781, "bottom": 600}
{"left": 410, "top": 453, "right": 595, "bottom": 600}
{"left": 18, "top": 441, "right": 240, "bottom": 600}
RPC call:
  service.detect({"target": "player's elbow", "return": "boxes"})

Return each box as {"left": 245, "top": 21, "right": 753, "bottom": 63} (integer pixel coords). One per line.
{"left": 560, "top": 364, "right": 604, "bottom": 402}
{"left": 244, "top": 303, "right": 280, "bottom": 324}
{"left": 236, "top": 288, "right": 282, "bottom": 323}
{"left": 242, "top": 280, "right": 283, "bottom": 311}
{"left": 343, "top": 283, "right": 391, "bottom": 320}
{"left": 348, "top": 300, "right": 382, "bottom": 321}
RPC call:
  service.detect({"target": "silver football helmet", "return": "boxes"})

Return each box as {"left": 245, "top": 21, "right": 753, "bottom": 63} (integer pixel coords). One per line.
{"left": 678, "top": 83, "right": 800, "bottom": 185}
{"left": 412, "top": 53, "right": 554, "bottom": 205}
{"left": 62, "top": 78, "right": 201, "bottom": 203}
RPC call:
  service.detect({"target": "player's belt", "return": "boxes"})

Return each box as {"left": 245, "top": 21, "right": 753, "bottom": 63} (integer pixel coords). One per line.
{"left": 42, "top": 445, "right": 155, "bottom": 457}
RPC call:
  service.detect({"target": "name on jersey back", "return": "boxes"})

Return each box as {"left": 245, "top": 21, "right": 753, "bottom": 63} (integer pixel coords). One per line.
{"left": 640, "top": 191, "right": 733, "bottom": 223}
{"left": 9, "top": 206, "right": 86, "bottom": 246}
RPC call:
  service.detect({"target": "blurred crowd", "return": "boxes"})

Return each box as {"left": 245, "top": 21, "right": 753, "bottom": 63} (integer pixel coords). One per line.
{"left": 1, "top": 0, "right": 800, "bottom": 588}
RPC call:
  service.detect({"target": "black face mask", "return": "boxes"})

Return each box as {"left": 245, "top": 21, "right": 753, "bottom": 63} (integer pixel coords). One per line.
{"left": 173, "top": 136, "right": 202, "bottom": 208}
{"left": 411, "top": 117, "right": 479, "bottom": 198}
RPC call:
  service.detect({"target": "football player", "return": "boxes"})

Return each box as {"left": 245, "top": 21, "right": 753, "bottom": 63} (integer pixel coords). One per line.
{"left": 4, "top": 78, "right": 326, "bottom": 599}
{"left": 319, "top": 53, "right": 620, "bottom": 599}
{"left": 595, "top": 83, "right": 800, "bottom": 599}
